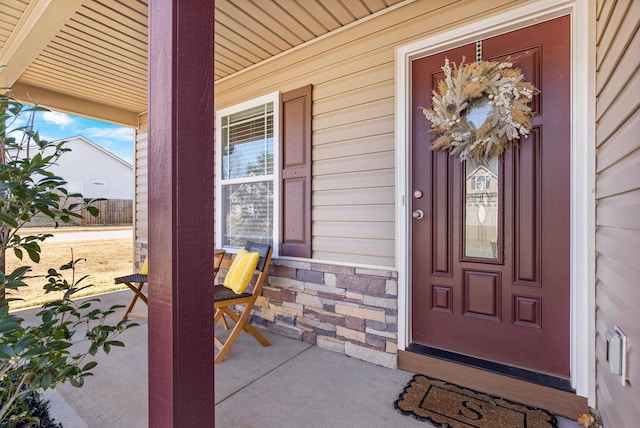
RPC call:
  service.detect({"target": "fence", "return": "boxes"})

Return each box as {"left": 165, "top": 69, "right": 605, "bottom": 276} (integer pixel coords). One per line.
{"left": 26, "top": 198, "right": 133, "bottom": 227}
{"left": 78, "top": 199, "right": 133, "bottom": 225}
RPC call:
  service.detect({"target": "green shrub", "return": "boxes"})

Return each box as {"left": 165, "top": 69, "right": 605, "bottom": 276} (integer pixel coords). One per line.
{"left": 0, "top": 91, "right": 137, "bottom": 426}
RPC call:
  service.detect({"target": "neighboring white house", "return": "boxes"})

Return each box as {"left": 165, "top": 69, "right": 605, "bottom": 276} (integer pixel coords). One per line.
{"left": 50, "top": 136, "right": 133, "bottom": 200}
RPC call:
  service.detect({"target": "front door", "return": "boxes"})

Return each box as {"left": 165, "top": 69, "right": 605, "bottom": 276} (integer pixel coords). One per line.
{"left": 410, "top": 16, "right": 570, "bottom": 377}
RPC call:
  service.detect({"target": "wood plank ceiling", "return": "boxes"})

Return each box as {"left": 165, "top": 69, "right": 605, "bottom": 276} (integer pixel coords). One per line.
{"left": 0, "top": 0, "right": 407, "bottom": 124}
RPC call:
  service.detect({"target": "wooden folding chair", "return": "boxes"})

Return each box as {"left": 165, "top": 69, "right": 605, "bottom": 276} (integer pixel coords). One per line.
{"left": 115, "top": 273, "right": 148, "bottom": 321}
{"left": 213, "top": 248, "right": 226, "bottom": 281}
{"left": 214, "top": 241, "right": 272, "bottom": 363}
{"left": 116, "top": 249, "right": 225, "bottom": 322}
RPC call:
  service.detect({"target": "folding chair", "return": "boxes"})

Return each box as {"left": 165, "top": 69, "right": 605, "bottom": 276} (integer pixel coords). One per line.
{"left": 214, "top": 241, "right": 272, "bottom": 363}
{"left": 115, "top": 273, "right": 148, "bottom": 321}
{"left": 116, "top": 249, "right": 225, "bottom": 322}
{"left": 115, "top": 256, "right": 148, "bottom": 321}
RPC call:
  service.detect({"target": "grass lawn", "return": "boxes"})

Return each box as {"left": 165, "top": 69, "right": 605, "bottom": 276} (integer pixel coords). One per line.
{"left": 5, "top": 227, "right": 133, "bottom": 310}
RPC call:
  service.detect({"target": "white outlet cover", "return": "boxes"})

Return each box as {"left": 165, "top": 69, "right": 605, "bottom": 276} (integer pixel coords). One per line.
{"left": 615, "top": 325, "right": 627, "bottom": 387}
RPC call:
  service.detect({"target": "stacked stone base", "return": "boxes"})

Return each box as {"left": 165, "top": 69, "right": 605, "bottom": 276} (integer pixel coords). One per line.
{"left": 221, "top": 257, "right": 399, "bottom": 369}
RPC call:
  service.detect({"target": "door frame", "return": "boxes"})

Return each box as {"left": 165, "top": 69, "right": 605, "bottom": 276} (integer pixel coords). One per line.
{"left": 394, "top": 0, "right": 596, "bottom": 405}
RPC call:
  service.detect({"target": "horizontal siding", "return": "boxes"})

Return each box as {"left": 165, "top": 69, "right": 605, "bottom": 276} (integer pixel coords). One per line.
{"left": 214, "top": 0, "right": 518, "bottom": 266}
{"left": 314, "top": 97, "right": 394, "bottom": 130}
{"left": 315, "top": 152, "right": 394, "bottom": 176}
{"left": 596, "top": 146, "right": 640, "bottom": 199}
{"left": 314, "top": 170, "right": 395, "bottom": 192}
{"left": 596, "top": 263, "right": 640, "bottom": 331}
{"left": 312, "top": 205, "right": 394, "bottom": 223}
{"left": 314, "top": 187, "right": 395, "bottom": 206}
{"left": 314, "top": 221, "right": 395, "bottom": 241}
{"left": 596, "top": 25, "right": 640, "bottom": 122}
{"left": 596, "top": 189, "right": 640, "bottom": 230}
{"left": 595, "top": 70, "right": 640, "bottom": 146}
{"left": 595, "top": 2, "right": 640, "bottom": 146}
{"left": 595, "top": 0, "right": 637, "bottom": 94}
{"left": 313, "top": 237, "right": 395, "bottom": 267}
{"left": 595, "top": 0, "right": 640, "bottom": 425}
{"left": 135, "top": 113, "right": 148, "bottom": 245}
{"left": 314, "top": 115, "right": 395, "bottom": 146}
{"left": 596, "top": 228, "right": 640, "bottom": 292}
{"left": 313, "top": 63, "right": 394, "bottom": 106}
{"left": 597, "top": 108, "right": 640, "bottom": 171}
{"left": 314, "top": 133, "right": 394, "bottom": 159}
{"left": 314, "top": 81, "right": 395, "bottom": 118}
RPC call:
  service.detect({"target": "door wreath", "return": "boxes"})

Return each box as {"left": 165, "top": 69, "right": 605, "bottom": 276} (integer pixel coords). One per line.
{"left": 421, "top": 58, "right": 539, "bottom": 162}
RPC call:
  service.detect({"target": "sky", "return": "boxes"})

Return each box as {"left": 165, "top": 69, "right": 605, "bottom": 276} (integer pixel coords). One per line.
{"left": 15, "top": 107, "right": 135, "bottom": 164}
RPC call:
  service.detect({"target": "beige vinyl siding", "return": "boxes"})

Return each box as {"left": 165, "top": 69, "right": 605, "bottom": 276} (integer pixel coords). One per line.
{"left": 215, "top": 0, "right": 519, "bottom": 267}
{"left": 594, "top": 0, "right": 640, "bottom": 426}
{"left": 135, "top": 113, "right": 148, "bottom": 244}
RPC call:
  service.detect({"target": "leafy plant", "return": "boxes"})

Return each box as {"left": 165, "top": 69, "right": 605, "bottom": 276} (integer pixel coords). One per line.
{"left": 0, "top": 94, "right": 98, "bottom": 273}
{"left": 0, "top": 91, "right": 137, "bottom": 426}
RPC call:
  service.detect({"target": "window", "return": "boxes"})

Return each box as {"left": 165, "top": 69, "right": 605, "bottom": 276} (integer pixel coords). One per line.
{"left": 216, "top": 86, "right": 312, "bottom": 258}
{"left": 66, "top": 182, "right": 83, "bottom": 194}
{"left": 216, "top": 93, "right": 279, "bottom": 251}
{"left": 464, "top": 158, "right": 500, "bottom": 259}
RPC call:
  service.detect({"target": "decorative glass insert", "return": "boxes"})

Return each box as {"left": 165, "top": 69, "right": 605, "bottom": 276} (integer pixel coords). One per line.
{"left": 220, "top": 100, "right": 275, "bottom": 246}
{"left": 464, "top": 156, "right": 499, "bottom": 259}
{"left": 466, "top": 97, "right": 492, "bottom": 130}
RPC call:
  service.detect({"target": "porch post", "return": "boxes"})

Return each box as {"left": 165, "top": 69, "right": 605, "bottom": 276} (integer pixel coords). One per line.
{"left": 148, "top": 1, "right": 215, "bottom": 426}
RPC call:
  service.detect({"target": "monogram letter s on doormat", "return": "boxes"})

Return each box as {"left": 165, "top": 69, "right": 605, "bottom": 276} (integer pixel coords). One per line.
{"left": 394, "top": 375, "right": 557, "bottom": 428}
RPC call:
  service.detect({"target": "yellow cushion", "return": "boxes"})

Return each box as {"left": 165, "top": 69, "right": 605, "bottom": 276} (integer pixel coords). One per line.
{"left": 140, "top": 257, "right": 148, "bottom": 275}
{"left": 223, "top": 249, "right": 259, "bottom": 294}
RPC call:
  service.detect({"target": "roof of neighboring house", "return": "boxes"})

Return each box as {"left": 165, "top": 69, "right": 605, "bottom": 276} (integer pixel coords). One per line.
{"left": 53, "top": 135, "right": 133, "bottom": 169}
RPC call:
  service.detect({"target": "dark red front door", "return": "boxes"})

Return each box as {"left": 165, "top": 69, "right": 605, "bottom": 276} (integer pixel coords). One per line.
{"left": 410, "top": 16, "right": 571, "bottom": 377}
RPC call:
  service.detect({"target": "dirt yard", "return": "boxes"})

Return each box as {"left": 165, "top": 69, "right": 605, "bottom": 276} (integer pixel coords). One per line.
{"left": 5, "top": 226, "right": 134, "bottom": 310}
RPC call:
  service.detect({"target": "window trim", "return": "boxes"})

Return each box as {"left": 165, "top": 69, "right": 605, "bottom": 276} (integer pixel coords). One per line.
{"left": 215, "top": 92, "right": 280, "bottom": 256}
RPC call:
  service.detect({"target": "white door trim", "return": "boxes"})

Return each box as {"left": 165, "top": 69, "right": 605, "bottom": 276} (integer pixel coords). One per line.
{"left": 394, "top": 0, "right": 596, "bottom": 404}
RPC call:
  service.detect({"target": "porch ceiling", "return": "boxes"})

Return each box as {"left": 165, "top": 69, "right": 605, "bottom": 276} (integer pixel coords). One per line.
{"left": 0, "top": 0, "right": 407, "bottom": 126}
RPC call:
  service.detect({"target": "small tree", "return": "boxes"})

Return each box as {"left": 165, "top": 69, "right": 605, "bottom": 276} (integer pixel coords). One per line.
{"left": 0, "top": 92, "right": 136, "bottom": 426}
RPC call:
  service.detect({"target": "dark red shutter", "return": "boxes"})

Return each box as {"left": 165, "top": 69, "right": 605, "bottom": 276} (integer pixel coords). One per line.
{"left": 280, "top": 85, "right": 312, "bottom": 258}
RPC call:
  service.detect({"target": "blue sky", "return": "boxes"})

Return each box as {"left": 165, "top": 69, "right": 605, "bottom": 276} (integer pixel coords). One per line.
{"left": 26, "top": 108, "right": 135, "bottom": 164}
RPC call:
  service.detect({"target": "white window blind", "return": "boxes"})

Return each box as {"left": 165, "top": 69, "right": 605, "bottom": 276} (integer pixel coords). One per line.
{"left": 219, "top": 99, "right": 276, "bottom": 247}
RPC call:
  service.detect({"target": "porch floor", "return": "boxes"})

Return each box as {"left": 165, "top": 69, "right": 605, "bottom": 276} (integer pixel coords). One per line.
{"left": 12, "top": 290, "right": 582, "bottom": 427}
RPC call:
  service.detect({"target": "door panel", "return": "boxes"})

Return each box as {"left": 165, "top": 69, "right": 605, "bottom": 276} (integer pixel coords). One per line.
{"left": 410, "top": 16, "right": 570, "bottom": 377}
{"left": 411, "top": 42, "right": 474, "bottom": 341}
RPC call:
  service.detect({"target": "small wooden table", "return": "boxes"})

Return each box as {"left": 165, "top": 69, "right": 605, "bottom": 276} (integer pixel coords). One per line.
{"left": 115, "top": 249, "right": 226, "bottom": 321}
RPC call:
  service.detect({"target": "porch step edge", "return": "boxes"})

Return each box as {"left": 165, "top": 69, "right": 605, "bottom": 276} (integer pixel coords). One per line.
{"left": 398, "top": 350, "right": 589, "bottom": 420}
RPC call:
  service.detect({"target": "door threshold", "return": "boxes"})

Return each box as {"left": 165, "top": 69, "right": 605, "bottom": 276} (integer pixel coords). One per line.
{"left": 399, "top": 348, "right": 589, "bottom": 420}
{"left": 406, "top": 343, "right": 573, "bottom": 392}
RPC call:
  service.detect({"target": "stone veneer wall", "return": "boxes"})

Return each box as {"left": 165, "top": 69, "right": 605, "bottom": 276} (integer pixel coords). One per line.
{"left": 219, "top": 256, "right": 399, "bottom": 369}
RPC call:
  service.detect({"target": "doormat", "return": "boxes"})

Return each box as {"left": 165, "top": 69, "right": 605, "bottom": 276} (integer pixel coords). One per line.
{"left": 394, "top": 375, "right": 558, "bottom": 428}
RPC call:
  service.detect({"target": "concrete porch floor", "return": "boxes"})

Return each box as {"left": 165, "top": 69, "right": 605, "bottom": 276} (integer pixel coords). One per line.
{"left": 13, "top": 290, "right": 582, "bottom": 427}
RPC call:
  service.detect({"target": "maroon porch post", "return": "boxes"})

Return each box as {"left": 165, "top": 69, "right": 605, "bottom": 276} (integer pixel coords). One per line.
{"left": 148, "top": 1, "right": 215, "bottom": 426}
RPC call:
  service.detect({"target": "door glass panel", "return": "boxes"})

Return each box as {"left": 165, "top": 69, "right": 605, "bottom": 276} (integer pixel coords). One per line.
{"left": 466, "top": 97, "right": 492, "bottom": 130}
{"left": 464, "top": 157, "right": 499, "bottom": 259}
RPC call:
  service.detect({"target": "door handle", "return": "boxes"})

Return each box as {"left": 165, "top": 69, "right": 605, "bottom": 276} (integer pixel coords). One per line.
{"left": 412, "top": 210, "right": 424, "bottom": 220}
